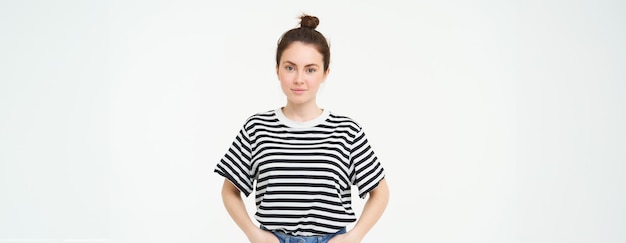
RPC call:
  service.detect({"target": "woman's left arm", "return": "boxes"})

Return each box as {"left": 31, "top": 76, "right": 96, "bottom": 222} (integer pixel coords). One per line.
{"left": 330, "top": 178, "right": 390, "bottom": 243}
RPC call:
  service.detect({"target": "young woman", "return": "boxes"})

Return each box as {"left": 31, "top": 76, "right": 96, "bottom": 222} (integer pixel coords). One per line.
{"left": 215, "top": 14, "right": 389, "bottom": 243}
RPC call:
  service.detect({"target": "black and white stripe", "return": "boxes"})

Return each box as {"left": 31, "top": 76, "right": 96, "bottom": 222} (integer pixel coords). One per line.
{"left": 215, "top": 108, "right": 385, "bottom": 236}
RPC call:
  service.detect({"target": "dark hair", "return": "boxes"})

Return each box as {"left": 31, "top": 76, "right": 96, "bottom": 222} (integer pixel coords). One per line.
{"left": 276, "top": 14, "right": 331, "bottom": 71}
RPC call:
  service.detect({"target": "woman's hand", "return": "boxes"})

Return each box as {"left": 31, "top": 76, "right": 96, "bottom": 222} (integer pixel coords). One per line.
{"left": 330, "top": 179, "right": 389, "bottom": 243}
{"left": 248, "top": 228, "right": 280, "bottom": 243}
{"left": 328, "top": 231, "right": 361, "bottom": 243}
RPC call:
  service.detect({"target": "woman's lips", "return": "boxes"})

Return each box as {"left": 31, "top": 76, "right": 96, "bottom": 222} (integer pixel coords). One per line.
{"left": 291, "top": 88, "right": 307, "bottom": 94}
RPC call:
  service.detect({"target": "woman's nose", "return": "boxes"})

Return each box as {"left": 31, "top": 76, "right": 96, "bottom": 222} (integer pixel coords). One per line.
{"left": 294, "top": 71, "right": 304, "bottom": 84}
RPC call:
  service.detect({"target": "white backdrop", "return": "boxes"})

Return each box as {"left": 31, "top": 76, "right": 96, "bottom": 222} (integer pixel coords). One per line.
{"left": 1, "top": 0, "right": 625, "bottom": 242}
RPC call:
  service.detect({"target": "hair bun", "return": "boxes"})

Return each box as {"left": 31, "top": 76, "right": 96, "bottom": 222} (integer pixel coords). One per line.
{"left": 300, "top": 14, "right": 319, "bottom": 29}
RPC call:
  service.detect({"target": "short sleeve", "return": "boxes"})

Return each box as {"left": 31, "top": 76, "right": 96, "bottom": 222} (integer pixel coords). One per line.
{"left": 214, "top": 126, "right": 255, "bottom": 197}
{"left": 350, "top": 128, "right": 385, "bottom": 199}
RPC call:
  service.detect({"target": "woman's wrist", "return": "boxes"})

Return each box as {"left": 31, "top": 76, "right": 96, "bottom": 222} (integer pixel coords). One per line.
{"left": 346, "top": 228, "right": 366, "bottom": 241}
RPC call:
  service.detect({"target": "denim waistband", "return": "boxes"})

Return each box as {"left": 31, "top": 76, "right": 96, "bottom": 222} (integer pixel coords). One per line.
{"left": 260, "top": 225, "right": 346, "bottom": 242}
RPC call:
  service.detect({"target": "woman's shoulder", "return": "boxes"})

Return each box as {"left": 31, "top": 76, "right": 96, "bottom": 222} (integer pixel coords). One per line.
{"left": 326, "top": 110, "right": 363, "bottom": 131}
{"left": 249, "top": 109, "right": 276, "bottom": 118}
{"left": 242, "top": 109, "right": 278, "bottom": 124}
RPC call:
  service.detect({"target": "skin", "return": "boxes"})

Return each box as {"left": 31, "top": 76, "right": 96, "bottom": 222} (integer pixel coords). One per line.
{"left": 277, "top": 41, "right": 328, "bottom": 121}
{"left": 221, "top": 41, "right": 390, "bottom": 243}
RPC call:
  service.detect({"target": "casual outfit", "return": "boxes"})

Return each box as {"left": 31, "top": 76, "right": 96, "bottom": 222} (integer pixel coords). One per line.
{"left": 215, "top": 108, "right": 385, "bottom": 237}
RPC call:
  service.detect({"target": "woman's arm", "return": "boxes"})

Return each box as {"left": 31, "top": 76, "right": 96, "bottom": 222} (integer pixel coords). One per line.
{"left": 330, "top": 178, "right": 390, "bottom": 243}
{"left": 221, "top": 179, "right": 278, "bottom": 243}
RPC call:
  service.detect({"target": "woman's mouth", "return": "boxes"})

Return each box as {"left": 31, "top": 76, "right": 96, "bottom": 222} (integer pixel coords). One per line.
{"left": 291, "top": 88, "right": 307, "bottom": 94}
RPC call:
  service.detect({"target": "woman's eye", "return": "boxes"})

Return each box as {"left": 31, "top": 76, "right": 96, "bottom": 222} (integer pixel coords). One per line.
{"left": 306, "top": 68, "right": 316, "bottom": 73}
{"left": 285, "top": 66, "right": 294, "bottom": 71}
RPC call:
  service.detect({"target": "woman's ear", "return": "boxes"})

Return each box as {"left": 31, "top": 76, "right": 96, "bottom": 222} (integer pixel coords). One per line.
{"left": 322, "top": 68, "right": 330, "bottom": 82}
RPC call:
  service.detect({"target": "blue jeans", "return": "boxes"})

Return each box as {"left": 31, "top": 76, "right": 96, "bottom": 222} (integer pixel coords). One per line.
{"left": 261, "top": 226, "right": 346, "bottom": 243}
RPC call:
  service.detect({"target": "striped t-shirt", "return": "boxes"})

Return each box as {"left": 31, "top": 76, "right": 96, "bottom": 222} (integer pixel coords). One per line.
{"left": 214, "top": 108, "right": 385, "bottom": 236}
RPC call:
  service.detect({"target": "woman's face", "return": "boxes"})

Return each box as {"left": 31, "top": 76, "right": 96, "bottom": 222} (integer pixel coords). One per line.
{"left": 277, "top": 41, "right": 329, "bottom": 107}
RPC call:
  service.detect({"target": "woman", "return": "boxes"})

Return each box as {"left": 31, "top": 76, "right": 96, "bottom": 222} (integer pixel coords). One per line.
{"left": 215, "top": 14, "right": 389, "bottom": 243}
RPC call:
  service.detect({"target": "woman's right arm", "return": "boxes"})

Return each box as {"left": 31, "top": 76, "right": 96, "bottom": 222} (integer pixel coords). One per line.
{"left": 221, "top": 179, "right": 278, "bottom": 243}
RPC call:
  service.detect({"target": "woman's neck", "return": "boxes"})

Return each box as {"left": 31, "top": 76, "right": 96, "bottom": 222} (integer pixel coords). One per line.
{"left": 281, "top": 102, "right": 323, "bottom": 122}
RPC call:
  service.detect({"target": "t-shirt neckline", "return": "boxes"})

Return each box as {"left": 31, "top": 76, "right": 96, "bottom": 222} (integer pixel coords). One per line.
{"left": 275, "top": 108, "right": 330, "bottom": 128}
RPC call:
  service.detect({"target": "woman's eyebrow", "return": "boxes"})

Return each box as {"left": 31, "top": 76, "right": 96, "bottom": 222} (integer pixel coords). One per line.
{"left": 282, "top": 61, "right": 297, "bottom": 66}
{"left": 281, "top": 61, "right": 319, "bottom": 67}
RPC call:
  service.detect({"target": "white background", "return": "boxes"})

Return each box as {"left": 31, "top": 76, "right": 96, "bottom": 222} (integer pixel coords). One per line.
{"left": 1, "top": 0, "right": 625, "bottom": 242}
